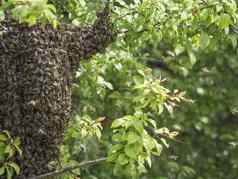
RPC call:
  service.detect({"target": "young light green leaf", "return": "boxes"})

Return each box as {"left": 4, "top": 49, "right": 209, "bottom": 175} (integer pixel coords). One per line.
{"left": 146, "top": 156, "right": 152, "bottom": 168}
{"left": 160, "top": 138, "right": 169, "bottom": 148}
{"left": 112, "top": 118, "right": 125, "bottom": 128}
{"left": 125, "top": 144, "right": 139, "bottom": 159}
{"left": 200, "top": 31, "right": 210, "bottom": 49}
{"left": 133, "top": 120, "right": 144, "bottom": 133}
{"left": 217, "top": 13, "right": 232, "bottom": 29}
{"left": 0, "top": 167, "right": 5, "bottom": 176}
{"left": 187, "top": 49, "right": 196, "bottom": 66}
{"left": 142, "top": 134, "right": 155, "bottom": 151}
{"left": 0, "top": 134, "right": 7, "bottom": 142}
{"left": 127, "top": 131, "right": 141, "bottom": 144}
{"left": 117, "top": 154, "right": 129, "bottom": 165}
{"left": 110, "top": 144, "right": 124, "bottom": 154}
{"left": 7, "top": 162, "right": 20, "bottom": 175}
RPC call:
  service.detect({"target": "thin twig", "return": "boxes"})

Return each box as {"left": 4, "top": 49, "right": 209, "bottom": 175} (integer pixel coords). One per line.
{"left": 145, "top": 127, "right": 184, "bottom": 144}
{"left": 27, "top": 157, "right": 107, "bottom": 179}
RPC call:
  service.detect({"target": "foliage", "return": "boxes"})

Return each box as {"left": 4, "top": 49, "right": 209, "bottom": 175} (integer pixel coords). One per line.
{"left": 1, "top": 0, "right": 238, "bottom": 179}
{"left": 0, "top": 0, "right": 57, "bottom": 26}
{"left": 0, "top": 131, "right": 22, "bottom": 179}
{"left": 64, "top": 52, "right": 185, "bottom": 178}
{"left": 63, "top": 0, "right": 238, "bottom": 179}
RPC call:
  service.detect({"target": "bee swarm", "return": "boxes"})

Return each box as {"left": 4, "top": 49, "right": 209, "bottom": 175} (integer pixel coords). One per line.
{"left": 0, "top": 7, "right": 114, "bottom": 178}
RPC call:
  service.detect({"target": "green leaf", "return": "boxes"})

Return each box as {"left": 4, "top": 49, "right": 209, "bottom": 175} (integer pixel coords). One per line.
{"left": 6, "top": 166, "right": 14, "bottom": 179}
{"left": 160, "top": 138, "right": 169, "bottom": 148}
{"left": 0, "top": 134, "right": 7, "bottom": 142}
{"left": 0, "top": 167, "right": 5, "bottom": 176}
{"left": 0, "top": 11, "right": 4, "bottom": 21}
{"left": 117, "top": 154, "right": 129, "bottom": 165}
{"left": 78, "top": 0, "right": 86, "bottom": 6}
{"left": 146, "top": 119, "right": 157, "bottom": 128}
{"left": 2, "top": 131, "right": 10, "bottom": 138}
{"left": 112, "top": 133, "right": 126, "bottom": 142}
{"left": 97, "top": 76, "right": 113, "bottom": 90}
{"left": 133, "top": 75, "right": 144, "bottom": 84}
{"left": 4, "top": 145, "right": 11, "bottom": 154}
{"left": 182, "top": 166, "right": 196, "bottom": 175}
{"left": 110, "top": 144, "right": 124, "bottom": 154}
{"left": 0, "top": 143, "right": 6, "bottom": 157}
{"left": 115, "top": 0, "right": 128, "bottom": 8}
{"left": 142, "top": 134, "right": 155, "bottom": 151}
{"left": 47, "top": 4, "right": 56, "bottom": 13}
{"left": 111, "top": 118, "right": 125, "bottom": 128}
{"left": 124, "top": 144, "right": 139, "bottom": 159}
{"left": 230, "top": 35, "right": 237, "bottom": 48}
{"left": 27, "top": 15, "right": 37, "bottom": 26}
{"left": 200, "top": 31, "right": 210, "bottom": 49}
{"left": 146, "top": 156, "right": 152, "bottom": 168}
{"left": 13, "top": 138, "right": 20, "bottom": 147}
{"left": 7, "top": 162, "right": 20, "bottom": 175}
{"left": 133, "top": 120, "right": 144, "bottom": 133}
{"left": 217, "top": 13, "right": 232, "bottom": 29}
{"left": 107, "top": 153, "right": 117, "bottom": 162}
{"left": 187, "top": 49, "right": 196, "bottom": 66}
{"left": 14, "top": 145, "right": 22, "bottom": 157}
{"left": 153, "top": 140, "right": 163, "bottom": 156}
{"left": 5, "top": 145, "right": 15, "bottom": 158}
{"left": 113, "top": 162, "right": 122, "bottom": 176}
{"left": 127, "top": 131, "right": 141, "bottom": 144}
{"left": 95, "top": 128, "right": 102, "bottom": 139}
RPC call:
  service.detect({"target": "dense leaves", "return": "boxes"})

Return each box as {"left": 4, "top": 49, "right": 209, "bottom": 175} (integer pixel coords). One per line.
{"left": 0, "top": 0, "right": 238, "bottom": 179}
{"left": 63, "top": 0, "right": 238, "bottom": 179}
{"left": 0, "top": 131, "right": 21, "bottom": 179}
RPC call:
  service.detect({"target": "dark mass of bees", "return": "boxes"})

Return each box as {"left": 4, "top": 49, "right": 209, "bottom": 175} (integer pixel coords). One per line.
{"left": 0, "top": 6, "right": 114, "bottom": 178}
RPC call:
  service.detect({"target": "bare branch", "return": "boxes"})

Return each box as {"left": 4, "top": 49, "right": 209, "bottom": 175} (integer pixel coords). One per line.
{"left": 27, "top": 157, "right": 107, "bottom": 179}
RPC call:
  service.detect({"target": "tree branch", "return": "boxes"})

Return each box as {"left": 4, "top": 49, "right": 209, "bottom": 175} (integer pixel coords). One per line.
{"left": 27, "top": 157, "right": 107, "bottom": 179}
{"left": 146, "top": 59, "right": 177, "bottom": 76}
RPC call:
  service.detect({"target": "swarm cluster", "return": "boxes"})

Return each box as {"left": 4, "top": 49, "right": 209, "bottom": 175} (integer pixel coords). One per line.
{"left": 0, "top": 7, "right": 114, "bottom": 178}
